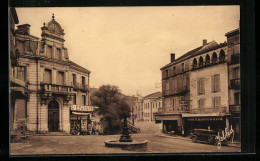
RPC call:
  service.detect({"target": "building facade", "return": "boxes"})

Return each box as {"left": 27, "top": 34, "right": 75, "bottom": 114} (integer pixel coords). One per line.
{"left": 10, "top": 12, "right": 93, "bottom": 134}
{"left": 133, "top": 92, "right": 162, "bottom": 122}
{"left": 155, "top": 29, "right": 240, "bottom": 139}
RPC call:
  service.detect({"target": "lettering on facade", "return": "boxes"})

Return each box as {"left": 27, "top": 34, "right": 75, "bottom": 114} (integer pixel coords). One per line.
{"left": 71, "top": 105, "right": 98, "bottom": 112}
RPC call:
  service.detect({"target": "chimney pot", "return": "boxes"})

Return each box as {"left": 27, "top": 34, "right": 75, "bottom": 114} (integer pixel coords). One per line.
{"left": 171, "top": 53, "right": 175, "bottom": 63}
{"left": 203, "top": 39, "right": 207, "bottom": 46}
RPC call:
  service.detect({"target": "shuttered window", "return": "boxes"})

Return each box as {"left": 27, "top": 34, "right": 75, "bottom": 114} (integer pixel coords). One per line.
{"left": 165, "top": 69, "right": 169, "bottom": 78}
{"left": 82, "top": 95, "right": 86, "bottom": 105}
{"left": 46, "top": 46, "right": 52, "bottom": 58}
{"left": 57, "top": 71, "right": 64, "bottom": 85}
{"left": 211, "top": 74, "right": 220, "bottom": 92}
{"left": 55, "top": 48, "right": 62, "bottom": 60}
{"left": 197, "top": 99, "right": 205, "bottom": 113}
{"left": 212, "top": 97, "right": 221, "bottom": 112}
{"left": 197, "top": 78, "right": 205, "bottom": 95}
{"left": 44, "top": 69, "right": 52, "bottom": 84}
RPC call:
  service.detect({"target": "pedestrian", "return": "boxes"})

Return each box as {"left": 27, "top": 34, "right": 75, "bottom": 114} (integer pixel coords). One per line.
{"left": 92, "top": 125, "right": 96, "bottom": 135}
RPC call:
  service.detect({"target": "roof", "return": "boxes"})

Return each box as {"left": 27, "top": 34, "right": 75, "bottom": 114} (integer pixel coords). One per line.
{"left": 144, "top": 92, "right": 162, "bottom": 99}
{"left": 10, "top": 7, "right": 19, "bottom": 24}
{"left": 69, "top": 61, "right": 91, "bottom": 74}
{"left": 225, "top": 28, "right": 239, "bottom": 37}
{"left": 160, "top": 40, "right": 227, "bottom": 70}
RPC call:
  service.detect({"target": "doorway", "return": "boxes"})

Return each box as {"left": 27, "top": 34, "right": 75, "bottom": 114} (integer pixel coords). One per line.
{"left": 48, "top": 100, "right": 59, "bottom": 132}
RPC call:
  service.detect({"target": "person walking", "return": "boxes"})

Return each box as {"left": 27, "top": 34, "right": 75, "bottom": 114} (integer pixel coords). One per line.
{"left": 92, "top": 125, "right": 96, "bottom": 135}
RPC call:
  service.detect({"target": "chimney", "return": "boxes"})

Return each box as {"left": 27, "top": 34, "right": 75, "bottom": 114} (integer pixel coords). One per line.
{"left": 171, "top": 53, "right": 175, "bottom": 63}
{"left": 203, "top": 39, "right": 207, "bottom": 46}
{"left": 17, "top": 24, "right": 31, "bottom": 35}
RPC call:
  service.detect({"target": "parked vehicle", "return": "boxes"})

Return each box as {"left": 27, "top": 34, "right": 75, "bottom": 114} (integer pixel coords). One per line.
{"left": 190, "top": 129, "right": 228, "bottom": 146}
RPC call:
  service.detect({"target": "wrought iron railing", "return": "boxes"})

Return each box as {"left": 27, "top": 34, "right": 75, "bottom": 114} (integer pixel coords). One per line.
{"left": 190, "top": 107, "right": 227, "bottom": 114}
{"left": 41, "top": 83, "right": 73, "bottom": 93}
{"left": 229, "top": 105, "right": 240, "bottom": 113}
{"left": 162, "top": 86, "right": 188, "bottom": 96}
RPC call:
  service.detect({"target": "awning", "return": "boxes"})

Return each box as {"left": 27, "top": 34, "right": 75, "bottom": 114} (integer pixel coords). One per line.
{"left": 72, "top": 112, "right": 91, "bottom": 116}
{"left": 182, "top": 113, "right": 230, "bottom": 118}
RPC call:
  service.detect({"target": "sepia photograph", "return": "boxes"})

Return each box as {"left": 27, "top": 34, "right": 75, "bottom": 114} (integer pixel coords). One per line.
{"left": 9, "top": 6, "right": 241, "bottom": 155}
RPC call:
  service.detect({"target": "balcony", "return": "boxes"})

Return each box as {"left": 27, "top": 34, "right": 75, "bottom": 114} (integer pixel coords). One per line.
{"left": 192, "top": 58, "right": 226, "bottom": 71}
{"left": 41, "top": 83, "right": 73, "bottom": 94}
{"left": 72, "top": 82, "right": 90, "bottom": 92}
{"left": 230, "top": 78, "right": 240, "bottom": 89}
{"left": 229, "top": 105, "right": 240, "bottom": 113}
{"left": 230, "top": 54, "right": 240, "bottom": 64}
{"left": 162, "top": 86, "right": 188, "bottom": 96}
{"left": 190, "top": 107, "right": 227, "bottom": 114}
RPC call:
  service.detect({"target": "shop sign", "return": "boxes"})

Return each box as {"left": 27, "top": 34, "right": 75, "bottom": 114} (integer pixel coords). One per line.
{"left": 71, "top": 105, "right": 98, "bottom": 112}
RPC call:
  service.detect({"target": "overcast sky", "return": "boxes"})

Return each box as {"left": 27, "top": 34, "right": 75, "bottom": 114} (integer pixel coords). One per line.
{"left": 16, "top": 6, "right": 239, "bottom": 97}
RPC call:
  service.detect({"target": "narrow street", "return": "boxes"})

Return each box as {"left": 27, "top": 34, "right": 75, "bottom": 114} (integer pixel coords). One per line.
{"left": 10, "top": 122, "right": 240, "bottom": 155}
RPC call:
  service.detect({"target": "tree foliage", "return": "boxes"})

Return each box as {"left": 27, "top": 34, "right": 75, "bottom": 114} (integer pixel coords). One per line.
{"left": 91, "top": 85, "right": 131, "bottom": 134}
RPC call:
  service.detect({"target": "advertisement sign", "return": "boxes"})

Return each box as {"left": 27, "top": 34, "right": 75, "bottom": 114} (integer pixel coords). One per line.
{"left": 71, "top": 105, "right": 98, "bottom": 112}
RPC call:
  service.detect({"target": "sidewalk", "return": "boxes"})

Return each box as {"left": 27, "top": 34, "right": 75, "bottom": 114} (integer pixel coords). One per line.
{"left": 156, "top": 133, "right": 241, "bottom": 148}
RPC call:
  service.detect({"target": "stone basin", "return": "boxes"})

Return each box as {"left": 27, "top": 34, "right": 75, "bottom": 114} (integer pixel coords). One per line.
{"left": 104, "top": 139, "right": 148, "bottom": 151}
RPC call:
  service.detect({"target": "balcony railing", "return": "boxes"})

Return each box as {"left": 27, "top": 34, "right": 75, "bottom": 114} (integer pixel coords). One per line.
{"left": 230, "top": 78, "right": 240, "bottom": 89}
{"left": 229, "top": 105, "right": 240, "bottom": 113}
{"left": 192, "top": 58, "right": 226, "bottom": 71}
{"left": 72, "top": 82, "right": 90, "bottom": 91}
{"left": 162, "top": 86, "right": 188, "bottom": 96}
{"left": 41, "top": 83, "right": 73, "bottom": 94}
{"left": 190, "top": 107, "right": 227, "bottom": 114}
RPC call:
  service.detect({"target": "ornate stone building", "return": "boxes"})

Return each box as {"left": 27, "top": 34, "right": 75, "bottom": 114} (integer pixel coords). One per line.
{"left": 11, "top": 13, "right": 91, "bottom": 134}
{"left": 155, "top": 28, "right": 240, "bottom": 139}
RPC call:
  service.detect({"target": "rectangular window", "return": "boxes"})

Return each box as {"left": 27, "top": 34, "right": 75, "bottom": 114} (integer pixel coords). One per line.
{"left": 46, "top": 46, "right": 52, "bottom": 58}
{"left": 233, "top": 67, "right": 240, "bottom": 79}
{"left": 55, "top": 48, "right": 62, "bottom": 60}
{"left": 13, "top": 66, "right": 26, "bottom": 81}
{"left": 234, "top": 93, "right": 240, "bottom": 105}
{"left": 44, "top": 69, "right": 52, "bottom": 84}
{"left": 165, "top": 69, "right": 169, "bottom": 78}
{"left": 57, "top": 71, "right": 64, "bottom": 85}
{"left": 212, "top": 97, "right": 221, "bottom": 112}
{"left": 211, "top": 74, "right": 220, "bottom": 92}
{"left": 72, "top": 74, "right": 76, "bottom": 86}
{"left": 173, "top": 67, "right": 176, "bottom": 75}
{"left": 181, "top": 63, "right": 184, "bottom": 72}
{"left": 82, "top": 76, "right": 86, "bottom": 87}
{"left": 198, "top": 99, "right": 205, "bottom": 113}
{"left": 82, "top": 95, "right": 86, "bottom": 105}
{"left": 197, "top": 78, "right": 205, "bottom": 95}
{"left": 72, "top": 94, "right": 76, "bottom": 105}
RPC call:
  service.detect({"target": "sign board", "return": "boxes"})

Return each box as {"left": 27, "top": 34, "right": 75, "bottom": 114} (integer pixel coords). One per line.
{"left": 71, "top": 105, "right": 98, "bottom": 112}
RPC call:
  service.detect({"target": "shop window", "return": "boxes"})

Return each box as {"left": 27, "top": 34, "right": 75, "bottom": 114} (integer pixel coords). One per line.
{"left": 211, "top": 74, "right": 220, "bottom": 92}
{"left": 197, "top": 78, "right": 205, "bottom": 95}
{"left": 46, "top": 46, "right": 52, "bottom": 58}
{"left": 57, "top": 71, "right": 65, "bottom": 85}
{"left": 44, "top": 69, "right": 52, "bottom": 84}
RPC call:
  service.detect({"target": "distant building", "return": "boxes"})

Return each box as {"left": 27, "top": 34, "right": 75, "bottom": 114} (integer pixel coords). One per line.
{"left": 10, "top": 11, "right": 94, "bottom": 134}
{"left": 133, "top": 92, "right": 162, "bottom": 122}
{"left": 155, "top": 28, "right": 240, "bottom": 139}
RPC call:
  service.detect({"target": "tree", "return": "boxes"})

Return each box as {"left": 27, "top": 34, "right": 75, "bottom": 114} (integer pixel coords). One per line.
{"left": 91, "top": 85, "right": 131, "bottom": 134}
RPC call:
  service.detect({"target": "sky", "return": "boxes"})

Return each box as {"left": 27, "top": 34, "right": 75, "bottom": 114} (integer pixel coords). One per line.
{"left": 15, "top": 6, "right": 239, "bottom": 97}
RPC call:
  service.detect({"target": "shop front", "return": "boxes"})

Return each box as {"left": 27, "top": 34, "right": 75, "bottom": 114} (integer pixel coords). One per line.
{"left": 155, "top": 113, "right": 183, "bottom": 135}
{"left": 70, "top": 105, "right": 97, "bottom": 135}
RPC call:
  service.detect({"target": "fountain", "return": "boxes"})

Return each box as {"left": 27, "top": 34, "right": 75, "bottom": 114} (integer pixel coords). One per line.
{"left": 104, "top": 115, "right": 148, "bottom": 151}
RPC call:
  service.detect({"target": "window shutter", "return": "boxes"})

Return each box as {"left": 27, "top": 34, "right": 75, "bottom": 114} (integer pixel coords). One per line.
{"left": 212, "top": 97, "right": 215, "bottom": 112}
{"left": 211, "top": 75, "right": 215, "bottom": 92}
{"left": 216, "top": 97, "right": 221, "bottom": 108}
{"left": 197, "top": 79, "right": 200, "bottom": 95}
{"left": 215, "top": 74, "right": 220, "bottom": 92}
{"left": 201, "top": 78, "right": 205, "bottom": 94}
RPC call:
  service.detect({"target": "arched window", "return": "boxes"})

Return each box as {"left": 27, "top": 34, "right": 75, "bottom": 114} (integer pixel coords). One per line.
{"left": 212, "top": 52, "right": 218, "bottom": 64}
{"left": 205, "top": 54, "right": 210, "bottom": 65}
{"left": 219, "top": 50, "right": 225, "bottom": 62}
{"left": 193, "top": 58, "right": 197, "bottom": 68}
{"left": 199, "top": 56, "right": 204, "bottom": 67}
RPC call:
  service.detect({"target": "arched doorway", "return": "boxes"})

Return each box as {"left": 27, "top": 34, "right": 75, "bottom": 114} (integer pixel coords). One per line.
{"left": 48, "top": 100, "right": 59, "bottom": 132}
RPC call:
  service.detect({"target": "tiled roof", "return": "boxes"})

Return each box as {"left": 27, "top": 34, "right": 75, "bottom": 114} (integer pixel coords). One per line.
{"left": 144, "top": 92, "right": 162, "bottom": 99}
